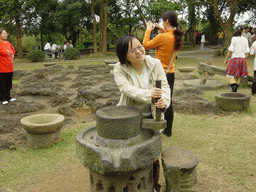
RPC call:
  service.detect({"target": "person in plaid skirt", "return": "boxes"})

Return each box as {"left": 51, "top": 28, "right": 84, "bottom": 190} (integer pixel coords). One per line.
{"left": 224, "top": 26, "right": 250, "bottom": 92}
{"left": 250, "top": 36, "right": 256, "bottom": 95}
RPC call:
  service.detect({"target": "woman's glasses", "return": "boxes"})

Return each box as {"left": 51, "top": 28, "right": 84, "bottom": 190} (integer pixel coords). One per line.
{"left": 128, "top": 44, "right": 144, "bottom": 54}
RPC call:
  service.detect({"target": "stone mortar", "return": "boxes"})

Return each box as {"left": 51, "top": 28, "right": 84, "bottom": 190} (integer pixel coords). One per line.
{"left": 76, "top": 106, "right": 162, "bottom": 175}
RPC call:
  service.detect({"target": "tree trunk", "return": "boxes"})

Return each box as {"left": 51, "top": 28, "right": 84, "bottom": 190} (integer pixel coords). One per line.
{"left": 14, "top": 15, "right": 22, "bottom": 58}
{"left": 91, "top": 0, "right": 98, "bottom": 53}
{"left": 41, "top": 33, "right": 44, "bottom": 51}
{"left": 99, "top": 0, "right": 104, "bottom": 52}
{"left": 99, "top": 0, "right": 108, "bottom": 53}
{"left": 211, "top": 0, "right": 240, "bottom": 49}
{"left": 102, "top": 0, "right": 108, "bottom": 53}
{"left": 187, "top": 0, "right": 196, "bottom": 47}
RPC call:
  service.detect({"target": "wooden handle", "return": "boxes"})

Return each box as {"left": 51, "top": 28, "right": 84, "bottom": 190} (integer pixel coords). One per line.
{"left": 155, "top": 80, "right": 161, "bottom": 121}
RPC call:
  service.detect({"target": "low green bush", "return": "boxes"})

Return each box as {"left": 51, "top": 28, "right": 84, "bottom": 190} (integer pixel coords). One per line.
{"left": 26, "top": 50, "right": 45, "bottom": 62}
{"left": 63, "top": 48, "right": 80, "bottom": 60}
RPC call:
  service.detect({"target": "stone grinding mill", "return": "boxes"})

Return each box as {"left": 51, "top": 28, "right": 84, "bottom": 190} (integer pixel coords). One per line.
{"left": 76, "top": 106, "right": 165, "bottom": 191}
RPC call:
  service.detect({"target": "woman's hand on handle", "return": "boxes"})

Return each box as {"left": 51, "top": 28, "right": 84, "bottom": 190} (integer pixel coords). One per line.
{"left": 151, "top": 88, "right": 162, "bottom": 99}
{"left": 155, "top": 98, "right": 166, "bottom": 109}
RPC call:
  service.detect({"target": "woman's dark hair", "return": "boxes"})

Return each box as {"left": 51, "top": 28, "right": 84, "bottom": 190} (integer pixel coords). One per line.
{"left": 234, "top": 26, "right": 244, "bottom": 37}
{"left": 115, "top": 34, "right": 142, "bottom": 65}
{"left": 161, "top": 11, "right": 184, "bottom": 50}
{"left": 0, "top": 27, "right": 5, "bottom": 35}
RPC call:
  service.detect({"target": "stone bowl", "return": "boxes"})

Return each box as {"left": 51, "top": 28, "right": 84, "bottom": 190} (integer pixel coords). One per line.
{"left": 104, "top": 59, "right": 118, "bottom": 65}
{"left": 21, "top": 113, "right": 65, "bottom": 134}
{"left": 178, "top": 67, "right": 195, "bottom": 72}
{"left": 215, "top": 92, "right": 251, "bottom": 111}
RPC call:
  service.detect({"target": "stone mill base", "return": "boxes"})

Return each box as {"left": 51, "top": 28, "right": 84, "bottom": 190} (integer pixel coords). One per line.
{"left": 89, "top": 165, "right": 154, "bottom": 192}
{"left": 27, "top": 130, "right": 61, "bottom": 148}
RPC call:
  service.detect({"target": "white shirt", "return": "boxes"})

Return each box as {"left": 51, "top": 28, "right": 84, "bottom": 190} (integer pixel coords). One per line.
{"left": 201, "top": 34, "right": 205, "bottom": 43}
{"left": 228, "top": 36, "right": 250, "bottom": 58}
{"left": 51, "top": 43, "right": 57, "bottom": 51}
{"left": 250, "top": 41, "right": 256, "bottom": 70}
{"left": 44, "top": 42, "right": 51, "bottom": 51}
{"left": 243, "top": 32, "right": 251, "bottom": 40}
{"left": 129, "top": 64, "right": 151, "bottom": 117}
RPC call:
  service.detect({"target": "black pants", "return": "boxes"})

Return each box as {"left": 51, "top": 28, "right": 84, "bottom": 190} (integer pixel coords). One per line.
{"left": 164, "top": 73, "right": 175, "bottom": 135}
{"left": 252, "top": 70, "right": 256, "bottom": 95}
{"left": 0, "top": 72, "right": 13, "bottom": 102}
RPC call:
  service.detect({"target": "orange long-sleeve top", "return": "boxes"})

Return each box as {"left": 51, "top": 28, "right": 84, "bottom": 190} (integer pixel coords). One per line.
{"left": 0, "top": 41, "right": 15, "bottom": 73}
{"left": 143, "top": 29, "right": 177, "bottom": 73}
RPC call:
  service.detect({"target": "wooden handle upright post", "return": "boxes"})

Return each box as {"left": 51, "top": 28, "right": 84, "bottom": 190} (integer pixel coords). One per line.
{"left": 155, "top": 80, "right": 161, "bottom": 121}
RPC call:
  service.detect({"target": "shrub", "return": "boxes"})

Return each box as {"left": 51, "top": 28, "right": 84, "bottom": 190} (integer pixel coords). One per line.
{"left": 63, "top": 48, "right": 80, "bottom": 60}
{"left": 27, "top": 50, "right": 45, "bottom": 62}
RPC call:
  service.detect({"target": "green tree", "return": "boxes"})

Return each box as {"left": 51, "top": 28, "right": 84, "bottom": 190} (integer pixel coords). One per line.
{"left": 23, "top": 0, "right": 59, "bottom": 50}
{"left": 54, "top": 0, "right": 91, "bottom": 46}
{"left": 0, "top": 0, "right": 26, "bottom": 58}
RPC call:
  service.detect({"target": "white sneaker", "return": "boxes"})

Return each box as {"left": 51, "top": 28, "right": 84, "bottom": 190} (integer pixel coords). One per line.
{"left": 2, "top": 101, "right": 8, "bottom": 105}
{"left": 9, "top": 98, "right": 16, "bottom": 102}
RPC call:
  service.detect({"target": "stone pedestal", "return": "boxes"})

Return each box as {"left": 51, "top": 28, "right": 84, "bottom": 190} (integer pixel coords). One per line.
{"left": 76, "top": 106, "right": 162, "bottom": 191}
{"left": 21, "top": 114, "right": 64, "bottom": 148}
{"left": 161, "top": 147, "right": 199, "bottom": 192}
{"left": 178, "top": 67, "right": 195, "bottom": 76}
{"left": 215, "top": 92, "right": 251, "bottom": 111}
{"left": 89, "top": 166, "right": 154, "bottom": 191}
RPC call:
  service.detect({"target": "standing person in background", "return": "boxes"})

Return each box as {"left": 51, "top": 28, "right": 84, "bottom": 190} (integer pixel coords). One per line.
{"left": 243, "top": 27, "right": 251, "bottom": 46}
{"left": 51, "top": 42, "right": 59, "bottom": 58}
{"left": 217, "top": 30, "right": 224, "bottom": 46}
{"left": 143, "top": 10, "right": 184, "bottom": 137}
{"left": 44, "top": 40, "right": 51, "bottom": 51}
{"left": 249, "top": 29, "right": 256, "bottom": 47}
{"left": 195, "top": 30, "right": 200, "bottom": 45}
{"left": 69, "top": 40, "right": 73, "bottom": 48}
{"left": 200, "top": 33, "right": 205, "bottom": 51}
{"left": 0, "top": 27, "right": 16, "bottom": 105}
{"left": 224, "top": 26, "right": 250, "bottom": 92}
{"left": 250, "top": 38, "right": 256, "bottom": 95}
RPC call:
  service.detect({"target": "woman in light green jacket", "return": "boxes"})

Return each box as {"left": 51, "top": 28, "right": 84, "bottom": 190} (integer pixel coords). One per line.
{"left": 114, "top": 34, "right": 170, "bottom": 120}
{"left": 114, "top": 34, "right": 170, "bottom": 192}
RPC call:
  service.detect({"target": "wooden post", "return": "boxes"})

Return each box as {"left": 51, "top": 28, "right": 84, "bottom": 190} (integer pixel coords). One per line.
{"left": 200, "top": 71, "right": 209, "bottom": 85}
{"left": 155, "top": 80, "right": 161, "bottom": 121}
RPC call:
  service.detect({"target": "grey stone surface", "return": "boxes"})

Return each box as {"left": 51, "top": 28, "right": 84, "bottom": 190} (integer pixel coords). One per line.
{"left": 183, "top": 79, "right": 223, "bottom": 90}
{"left": 215, "top": 92, "right": 251, "bottom": 111}
{"left": 198, "top": 62, "right": 226, "bottom": 76}
{"left": 76, "top": 125, "right": 161, "bottom": 174}
{"left": 141, "top": 119, "right": 166, "bottom": 130}
{"left": 26, "top": 130, "right": 61, "bottom": 149}
{"left": 162, "top": 147, "right": 199, "bottom": 192}
{"left": 89, "top": 165, "right": 154, "bottom": 191}
{"left": 96, "top": 106, "right": 142, "bottom": 139}
{"left": 21, "top": 114, "right": 64, "bottom": 134}
{"left": 173, "top": 87, "right": 219, "bottom": 114}
{"left": 76, "top": 106, "right": 162, "bottom": 174}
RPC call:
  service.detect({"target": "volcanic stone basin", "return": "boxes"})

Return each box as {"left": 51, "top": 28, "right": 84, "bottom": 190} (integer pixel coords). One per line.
{"left": 178, "top": 67, "right": 195, "bottom": 73}
{"left": 21, "top": 114, "right": 65, "bottom": 148}
{"left": 76, "top": 106, "right": 162, "bottom": 175}
{"left": 215, "top": 92, "right": 251, "bottom": 111}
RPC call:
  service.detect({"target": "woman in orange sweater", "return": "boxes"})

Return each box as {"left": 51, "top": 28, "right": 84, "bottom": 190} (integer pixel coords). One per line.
{"left": 0, "top": 27, "right": 16, "bottom": 105}
{"left": 143, "top": 11, "right": 183, "bottom": 137}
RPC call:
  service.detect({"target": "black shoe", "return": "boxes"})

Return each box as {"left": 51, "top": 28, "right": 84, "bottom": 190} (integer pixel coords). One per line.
{"left": 161, "top": 129, "right": 172, "bottom": 137}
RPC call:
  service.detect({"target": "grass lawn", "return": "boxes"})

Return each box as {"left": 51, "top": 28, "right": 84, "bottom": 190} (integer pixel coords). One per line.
{"left": 1, "top": 50, "right": 256, "bottom": 191}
